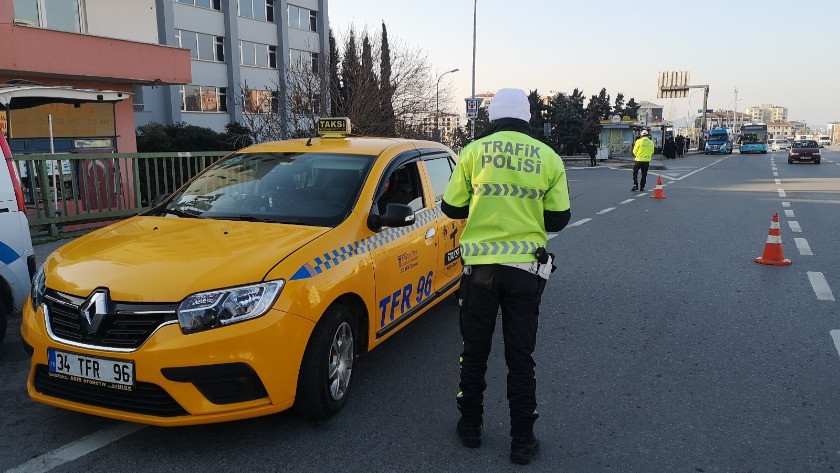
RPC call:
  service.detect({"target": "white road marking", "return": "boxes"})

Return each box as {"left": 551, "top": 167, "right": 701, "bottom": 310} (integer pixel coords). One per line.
{"left": 547, "top": 233, "right": 558, "bottom": 240}
{"left": 7, "top": 423, "right": 145, "bottom": 473}
{"left": 637, "top": 192, "right": 648, "bottom": 197}
{"left": 794, "top": 238, "right": 813, "bottom": 256}
{"left": 774, "top": 179, "right": 782, "bottom": 185}
{"left": 829, "top": 330, "right": 840, "bottom": 360}
{"left": 596, "top": 207, "right": 615, "bottom": 215}
{"left": 568, "top": 218, "right": 592, "bottom": 228}
{"left": 672, "top": 156, "right": 729, "bottom": 181}
{"left": 784, "top": 209, "right": 795, "bottom": 218}
{"left": 782, "top": 201, "right": 791, "bottom": 207}
{"left": 619, "top": 199, "right": 635, "bottom": 205}
{"left": 788, "top": 221, "right": 802, "bottom": 233}
{"left": 777, "top": 189, "right": 786, "bottom": 197}
{"left": 773, "top": 172, "right": 779, "bottom": 176}
{"left": 808, "top": 272, "right": 836, "bottom": 301}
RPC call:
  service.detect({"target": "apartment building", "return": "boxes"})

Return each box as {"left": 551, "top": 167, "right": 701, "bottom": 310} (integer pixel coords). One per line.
{"left": 136, "top": 0, "right": 329, "bottom": 134}
{"left": 745, "top": 104, "right": 788, "bottom": 123}
{"left": 422, "top": 112, "right": 461, "bottom": 145}
{"left": 1, "top": 0, "right": 191, "bottom": 152}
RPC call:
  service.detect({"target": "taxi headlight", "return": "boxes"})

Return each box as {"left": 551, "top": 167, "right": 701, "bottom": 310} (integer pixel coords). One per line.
{"left": 177, "top": 281, "right": 284, "bottom": 334}
{"left": 30, "top": 265, "right": 46, "bottom": 311}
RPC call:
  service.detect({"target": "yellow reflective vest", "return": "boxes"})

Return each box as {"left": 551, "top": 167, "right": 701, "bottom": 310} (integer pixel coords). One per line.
{"left": 443, "top": 130, "right": 570, "bottom": 265}
{"left": 633, "top": 136, "right": 654, "bottom": 162}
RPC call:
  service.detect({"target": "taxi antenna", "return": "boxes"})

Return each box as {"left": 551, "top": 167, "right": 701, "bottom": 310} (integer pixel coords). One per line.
{"left": 305, "top": 136, "right": 313, "bottom": 146}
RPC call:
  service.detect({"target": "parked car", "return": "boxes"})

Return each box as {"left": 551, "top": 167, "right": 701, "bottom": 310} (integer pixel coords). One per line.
{"left": 0, "top": 131, "right": 36, "bottom": 345}
{"left": 788, "top": 140, "right": 821, "bottom": 164}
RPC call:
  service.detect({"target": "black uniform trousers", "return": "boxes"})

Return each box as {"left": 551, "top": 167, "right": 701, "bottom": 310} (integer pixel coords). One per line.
{"left": 457, "top": 264, "right": 545, "bottom": 439}
{"left": 632, "top": 161, "right": 650, "bottom": 189}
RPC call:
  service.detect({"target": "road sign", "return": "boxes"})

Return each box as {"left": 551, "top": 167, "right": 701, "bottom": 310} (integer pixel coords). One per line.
{"left": 698, "top": 109, "right": 714, "bottom": 113}
{"left": 657, "top": 71, "right": 690, "bottom": 99}
{"left": 465, "top": 97, "right": 483, "bottom": 118}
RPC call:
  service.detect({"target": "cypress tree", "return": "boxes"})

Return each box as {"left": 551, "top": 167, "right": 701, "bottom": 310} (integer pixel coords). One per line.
{"left": 328, "top": 28, "right": 342, "bottom": 116}
{"left": 379, "top": 22, "right": 396, "bottom": 136}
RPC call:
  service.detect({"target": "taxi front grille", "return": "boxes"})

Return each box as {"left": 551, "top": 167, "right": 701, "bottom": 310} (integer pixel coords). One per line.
{"left": 44, "top": 290, "right": 178, "bottom": 350}
{"left": 34, "top": 365, "right": 187, "bottom": 417}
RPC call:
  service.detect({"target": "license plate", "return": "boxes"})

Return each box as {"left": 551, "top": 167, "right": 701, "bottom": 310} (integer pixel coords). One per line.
{"left": 48, "top": 348, "right": 135, "bottom": 391}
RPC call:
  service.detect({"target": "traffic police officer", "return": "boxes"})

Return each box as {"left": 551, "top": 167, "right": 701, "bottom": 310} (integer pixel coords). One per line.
{"left": 441, "top": 88, "right": 571, "bottom": 465}
{"left": 632, "top": 129, "right": 654, "bottom": 191}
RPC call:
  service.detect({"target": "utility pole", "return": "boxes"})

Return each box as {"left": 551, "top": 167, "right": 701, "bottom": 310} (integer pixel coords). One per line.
{"left": 470, "top": 0, "right": 477, "bottom": 140}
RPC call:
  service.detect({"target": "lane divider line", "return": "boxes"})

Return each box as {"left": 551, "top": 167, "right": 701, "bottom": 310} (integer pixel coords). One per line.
{"left": 672, "top": 156, "right": 729, "bottom": 182}
{"left": 775, "top": 179, "right": 782, "bottom": 185}
{"left": 788, "top": 221, "right": 802, "bottom": 233}
{"left": 6, "top": 423, "right": 145, "bottom": 473}
{"left": 784, "top": 210, "right": 795, "bottom": 218}
{"left": 637, "top": 192, "right": 648, "bottom": 197}
{"left": 596, "top": 207, "right": 615, "bottom": 215}
{"left": 773, "top": 172, "right": 779, "bottom": 177}
{"left": 829, "top": 330, "right": 840, "bottom": 360}
{"left": 794, "top": 238, "right": 813, "bottom": 256}
{"left": 619, "top": 199, "right": 635, "bottom": 205}
{"left": 568, "top": 218, "right": 592, "bottom": 228}
{"left": 778, "top": 189, "right": 786, "bottom": 197}
{"left": 808, "top": 272, "right": 836, "bottom": 301}
{"left": 782, "top": 202, "right": 791, "bottom": 208}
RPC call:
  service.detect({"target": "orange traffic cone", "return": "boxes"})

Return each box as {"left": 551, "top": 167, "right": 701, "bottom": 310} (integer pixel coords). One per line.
{"left": 754, "top": 212, "right": 792, "bottom": 266}
{"left": 651, "top": 176, "right": 666, "bottom": 199}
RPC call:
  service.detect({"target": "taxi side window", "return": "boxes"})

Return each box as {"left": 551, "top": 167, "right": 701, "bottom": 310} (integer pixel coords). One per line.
{"left": 424, "top": 156, "right": 455, "bottom": 203}
{"left": 377, "top": 162, "right": 423, "bottom": 214}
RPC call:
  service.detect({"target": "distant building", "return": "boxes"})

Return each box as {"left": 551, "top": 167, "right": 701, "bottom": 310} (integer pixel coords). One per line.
{"left": 637, "top": 101, "right": 663, "bottom": 124}
{"left": 767, "top": 122, "right": 797, "bottom": 140}
{"left": 474, "top": 92, "right": 494, "bottom": 109}
{"left": 422, "top": 112, "right": 461, "bottom": 146}
{"left": 827, "top": 122, "right": 840, "bottom": 145}
{"left": 745, "top": 104, "right": 788, "bottom": 123}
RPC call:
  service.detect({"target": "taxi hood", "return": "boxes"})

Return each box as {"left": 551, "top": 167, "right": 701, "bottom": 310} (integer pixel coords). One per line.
{"left": 45, "top": 216, "right": 329, "bottom": 302}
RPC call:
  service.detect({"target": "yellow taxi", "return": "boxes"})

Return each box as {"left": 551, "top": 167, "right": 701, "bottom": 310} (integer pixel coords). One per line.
{"left": 21, "top": 118, "right": 465, "bottom": 425}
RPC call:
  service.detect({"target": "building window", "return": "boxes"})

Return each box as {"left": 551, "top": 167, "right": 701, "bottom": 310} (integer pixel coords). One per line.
{"left": 177, "top": 30, "right": 225, "bottom": 62}
{"left": 291, "top": 93, "right": 320, "bottom": 114}
{"left": 14, "top": 0, "right": 83, "bottom": 32}
{"left": 244, "top": 89, "right": 278, "bottom": 114}
{"left": 290, "top": 49, "right": 318, "bottom": 74}
{"left": 174, "top": 0, "right": 222, "bottom": 10}
{"left": 238, "top": 0, "right": 274, "bottom": 22}
{"left": 240, "top": 40, "right": 277, "bottom": 69}
{"left": 288, "top": 4, "right": 317, "bottom": 31}
{"left": 181, "top": 86, "right": 228, "bottom": 112}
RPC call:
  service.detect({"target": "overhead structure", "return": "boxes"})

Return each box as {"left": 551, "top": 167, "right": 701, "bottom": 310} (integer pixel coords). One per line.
{"left": 657, "top": 71, "right": 710, "bottom": 148}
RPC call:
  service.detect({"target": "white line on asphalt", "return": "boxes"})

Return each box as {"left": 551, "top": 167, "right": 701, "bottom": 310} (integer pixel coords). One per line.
{"left": 773, "top": 172, "right": 779, "bottom": 176}
{"left": 774, "top": 179, "right": 782, "bottom": 185}
{"left": 619, "top": 199, "right": 635, "bottom": 205}
{"left": 568, "top": 218, "right": 592, "bottom": 228}
{"left": 794, "top": 238, "right": 813, "bottom": 256}
{"left": 7, "top": 423, "right": 145, "bottom": 473}
{"left": 829, "top": 330, "right": 840, "bottom": 360}
{"left": 808, "top": 272, "right": 836, "bottom": 301}
{"left": 778, "top": 189, "right": 786, "bottom": 197}
{"left": 547, "top": 233, "right": 558, "bottom": 240}
{"left": 637, "top": 192, "right": 648, "bottom": 197}
{"left": 782, "top": 201, "right": 791, "bottom": 207}
{"left": 672, "top": 156, "right": 729, "bottom": 181}
{"left": 784, "top": 209, "right": 795, "bottom": 218}
{"left": 788, "top": 221, "right": 802, "bottom": 233}
{"left": 771, "top": 167, "right": 778, "bottom": 171}
{"left": 596, "top": 207, "right": 615, "bottom": 215}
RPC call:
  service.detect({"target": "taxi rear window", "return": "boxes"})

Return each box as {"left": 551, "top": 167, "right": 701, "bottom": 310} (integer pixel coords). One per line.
{"left": 162, "top": 152, "right": 375, "bottom": 226}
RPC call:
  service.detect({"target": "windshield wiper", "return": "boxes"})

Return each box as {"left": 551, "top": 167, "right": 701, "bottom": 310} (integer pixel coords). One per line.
{"left": 159, "top": 208, "right": 203, "bottom": 219}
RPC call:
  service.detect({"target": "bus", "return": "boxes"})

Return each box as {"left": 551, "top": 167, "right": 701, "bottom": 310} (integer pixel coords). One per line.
{"left": 739, "top": 123, "right": 768, "bottom": 154}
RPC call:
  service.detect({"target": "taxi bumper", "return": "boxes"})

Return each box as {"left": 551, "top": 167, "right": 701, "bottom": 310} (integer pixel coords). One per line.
{"left": 21, "top": 299, "right": 315, "bottom": 426}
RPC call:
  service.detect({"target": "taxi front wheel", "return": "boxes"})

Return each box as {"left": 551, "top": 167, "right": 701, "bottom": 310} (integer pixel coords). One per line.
{"left": 294, "top": 304, "right": 356, "bottom": 419}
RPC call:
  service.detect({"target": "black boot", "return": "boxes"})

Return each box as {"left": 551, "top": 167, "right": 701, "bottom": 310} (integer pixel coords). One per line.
{"left": 456, "top": 418, "right": 482, "bottom": 448}
{"left": 510, "top": 434, "right": 540, "bottom": 465}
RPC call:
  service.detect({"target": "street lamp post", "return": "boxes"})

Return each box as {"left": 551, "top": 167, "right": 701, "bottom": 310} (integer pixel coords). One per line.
{"left": 435, "top": 68, "right": 459, "bottom": 142}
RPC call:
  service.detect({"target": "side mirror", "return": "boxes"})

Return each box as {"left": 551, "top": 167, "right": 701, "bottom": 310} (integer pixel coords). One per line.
{"left": 368, "top": 203, "right": 415, "bottom": 231}
{"left": 151, "top": 193, "right": 171, "bottom": 207}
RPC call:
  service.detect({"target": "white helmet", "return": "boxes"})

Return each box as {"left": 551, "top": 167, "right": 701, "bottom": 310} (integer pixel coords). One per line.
{"left": 640, "top": 129, "right": 650, "bottom": 137}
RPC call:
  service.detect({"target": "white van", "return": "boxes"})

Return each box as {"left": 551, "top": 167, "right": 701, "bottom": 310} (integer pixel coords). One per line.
{"left": 0, "top": 131, "right": 35, "bottom": 344}
{"left": 818, "top": 136, "right": 831, "bottom": 148}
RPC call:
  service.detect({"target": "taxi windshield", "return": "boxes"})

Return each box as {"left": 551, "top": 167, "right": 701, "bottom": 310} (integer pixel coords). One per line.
{"left": 161, "top": 152, "right": 375, "bottom": 226}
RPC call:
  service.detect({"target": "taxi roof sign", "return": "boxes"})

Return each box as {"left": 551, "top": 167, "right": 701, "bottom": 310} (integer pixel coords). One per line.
{"left": 318, "top": 117, "right": 351, "bottom": 137}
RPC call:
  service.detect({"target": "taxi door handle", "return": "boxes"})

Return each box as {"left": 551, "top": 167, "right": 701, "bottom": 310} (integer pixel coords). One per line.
{"left": 425, "top": 228, "right": 436, "bottom": 239}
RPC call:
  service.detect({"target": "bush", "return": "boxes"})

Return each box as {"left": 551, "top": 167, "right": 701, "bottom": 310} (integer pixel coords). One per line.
{"left": 136, "top": 122, "right": 252, "bottom": 153}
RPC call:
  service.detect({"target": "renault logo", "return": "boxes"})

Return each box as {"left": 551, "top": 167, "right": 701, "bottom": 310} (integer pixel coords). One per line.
{"left": 79, "top": 289, "right": 111, "bottom": 335}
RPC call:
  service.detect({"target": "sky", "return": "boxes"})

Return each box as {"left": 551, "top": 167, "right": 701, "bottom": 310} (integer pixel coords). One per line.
{"left": 328, "top": 0, "right": 840, "bottom": 129}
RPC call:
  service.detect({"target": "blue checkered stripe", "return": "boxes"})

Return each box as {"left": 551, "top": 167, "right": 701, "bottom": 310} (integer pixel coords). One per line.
{"left": 290, "top": 208, "right": 440, "bottom": 281}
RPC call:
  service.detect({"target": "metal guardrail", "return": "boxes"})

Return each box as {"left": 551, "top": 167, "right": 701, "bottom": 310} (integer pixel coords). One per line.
{"left": 12, "top": 151, "right": 228, "bottom": 236}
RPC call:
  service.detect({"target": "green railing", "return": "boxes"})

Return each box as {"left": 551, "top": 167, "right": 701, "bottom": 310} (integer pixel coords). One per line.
{"left": 12, "top": 151, "right": 229, "bottom": 236}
